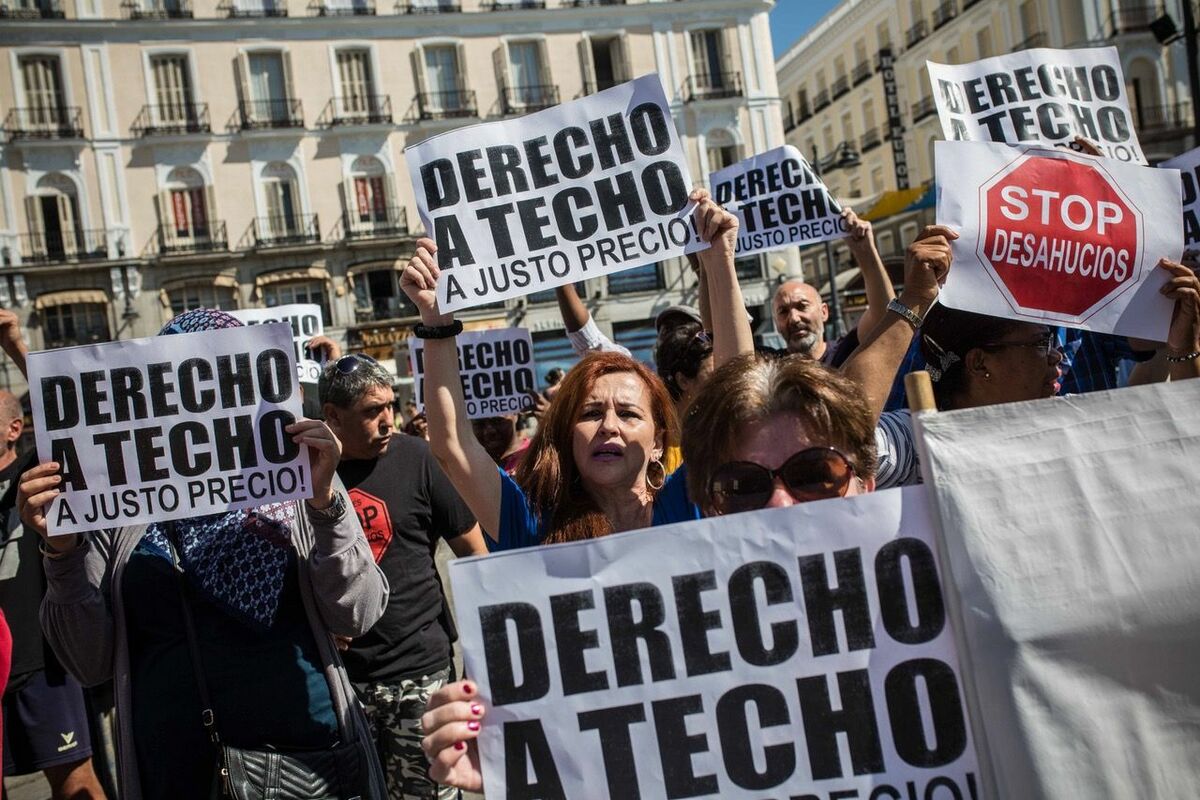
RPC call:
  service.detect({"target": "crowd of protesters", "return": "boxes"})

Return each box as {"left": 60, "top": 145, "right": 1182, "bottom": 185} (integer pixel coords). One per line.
{"left": 0, "top": 128, "right": 1190, "bottom": 800}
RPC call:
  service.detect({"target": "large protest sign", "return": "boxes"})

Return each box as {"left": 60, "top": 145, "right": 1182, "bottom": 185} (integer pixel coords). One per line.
{"left": 936, "top": 140, "right": 1180, "bottom": 340}
{"left": 231, "top": 304, "right": 325, "bottom": 383}
{"left": 929, "top": 47, "right": 1147, "bottom": 164}
{"left": 1162, "top": 145, "right": 1200, "bottom": 248}
{"left": 409, "top": 328, "right": 536, "bottom": 419}
{"left": 710, "top": 145, "right": 847, "bottom": 257}
{"left": 450, "top": 487, "right": 980, "bottom": 799}
{"left": 405, "top": 74, "right": 707, "bottom": 313}
{"left": 914, "top": 378, "right": 1200, "bottom": 798}
{"left": 27, "top": 324, "right": 312, "bottom": 535}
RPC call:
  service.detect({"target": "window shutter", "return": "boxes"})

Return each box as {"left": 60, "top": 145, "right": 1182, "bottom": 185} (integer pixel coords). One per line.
{"left": 24, "top": 196, "right": 45, "bottom": 257}
{"left": 612, "top": 36, "right": 630, "bottom": 82}
{"left": 236, "top": 52, "right": 253, "bottom": 124}
{"left": 578, "top": 38, "right": 596, "bottom": 93}
{"left": 56, "top": 195, "right": 77, "bottom": 257}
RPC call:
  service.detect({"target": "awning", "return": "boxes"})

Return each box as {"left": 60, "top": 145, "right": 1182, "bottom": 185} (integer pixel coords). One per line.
{"left": 346, "top": 261, "right": 404, "bottom": 277}
{"left": 861, "top": 183, "right": 933, "bottom": 221}
{"left": 254, "top": 266, "right": 330, "bottom": 288}
{"left": 34, "top": 289, "right": 108, "bottom": 310}
{"left": 160, "top": 274, "right": 239, "bottom": 293}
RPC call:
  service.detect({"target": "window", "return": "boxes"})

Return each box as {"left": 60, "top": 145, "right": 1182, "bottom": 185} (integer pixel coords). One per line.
{"left": 877, "top": 230, "right": 895, "bottom": 257}
{"left": 242, "top": 51, "right": 292, "bottom": 124}
{"left": 607, "top": 264, "right": 661, "bottom": 295}
{"left": 19, "top": 55, "right": 66, "bottom": 128}
{"left": 160, "top": 167, "right": 214, "bottom": 249}
{"left": 734, "top": 255, "right": 764, "bottom": 281}
{"left": 169, "top": 284, "right": 236, "bottom": 316}
{"left": 260, "top": 162, "right": 304, "bottom": 241}
{"left": 506, "top": 41, "right": 549, "bottom": 110}
{"left": 689, "top": 30, "right": 730, "bottom": 92}
{"left": 43, "top": 303, "right": 110, "bottom": 348}
{"left": 975, "top": 29, "right": 993, "bottom": 59}
{"left": 841, "top": 111, "right": 855, "bottom": 142}
{"left": 353, "top": 268, "right": 413, "bottom": 322}
{"left": 871, "top": 166, "right": 885, "bottom": 193}
{"left": 581, "top": 36, "right": 627, "bottom": 94}
{"left": 613, "top": 321, "right": 657, "bottom": 368}
{"left": 532, "top": 330, "right": 578, "bottom": 386}
{"left": 862, "top": 99, "right": 877, "bottom": 133}
{"left": 264, "top": 281, "right": 330, "bottom": 324}
{"left": 24, "top": 174, "right": 86, "bottom": 262}
{"left": 344, "top": 156, "right": 397, "bottom": 234}
{"left": 1018, "top": 0, "right": 1040, "bottom": 40}
{"left": 876, "top": 21, "right": 891, "bottom": 50}
{"left": 706, "top": 129, "right": 740, "bottom": 174}
{"left": 336, "top": 49, "right": 375, "bottom": 117}
{"left": 421, "top": 45, "right": 467, "bottom": 114}
{"left": 849, "top": 176, "right": 862, "bottom": 196}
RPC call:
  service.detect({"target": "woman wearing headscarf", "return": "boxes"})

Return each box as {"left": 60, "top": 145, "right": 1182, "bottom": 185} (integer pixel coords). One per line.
{"left": 17, "top": 309, "right": 389, "bottom": 799}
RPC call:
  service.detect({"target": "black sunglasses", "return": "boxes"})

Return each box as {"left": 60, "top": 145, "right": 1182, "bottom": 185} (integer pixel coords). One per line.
{"left": 708, "top": 447, "right": 856, "bottom": 515}
{"left": 334, "top": 353, "right": 380, "bottom": 374}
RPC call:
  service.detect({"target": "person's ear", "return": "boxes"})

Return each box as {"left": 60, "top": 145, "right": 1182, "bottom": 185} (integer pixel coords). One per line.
{"left": 322, "top": 403, "right": 341, "bottom": 428}
{"left": 966, "top": 348, "right": 990, "bottom": 378}
{"left": 6, "top": 417, "right": 22, "bottom": 446}
{"left": 820, "top": 302, "right": 830, "bottom": 323}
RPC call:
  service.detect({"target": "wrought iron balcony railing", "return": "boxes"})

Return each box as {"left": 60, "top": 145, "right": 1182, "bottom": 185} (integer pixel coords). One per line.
{"left": 831, "top": 75, "right": 850, "bottom": 99}
{"left": 813, "top": 88, "right": 831, "bottom": 111}
{"left": 905, "top": 18, "right": 929, "bottom": 47}
{"left": 0, "top": 0, "right": 64, "bottom": 18}
{"left": 1014, "top": 31, "right": 1048, "bottom": 51}
{"left": 1134, "top": 102, "right": 1193, "bottom": 137}
{"left": 583, "top": 78, "right": 623, "bottom": 95}
{"left": 501, "top": 84, "right": 560, "bottom": 115}
{"left": 217, "top": 0, "right": 287, "bottom": 15}
{"left": 481, "top": 0, "right": 544, "bottom": 8}
{"left": 1108, "top": 5, "right": 1159, "bottom": 36}
{"left": 4, "top": 107, "right": 83, "bottom": 140}
{"left": 250, "top": 214, "right": 321, "bottom": 248}
{"left": 394, "top": 0, "right": 458, "bottom": 9}
{"left": 121, "top": 0, "right": 193, "bottom": 18}
{"left": 860, "top": 126, "right": 883, "bottom": 152}
{"left": 933, "top": 0, "right": 958, "bottom": 29}
{"left": 317, "top": 95, "right": 392, "bottom": 127}
{"left": 683, "top": 71, "right": 743, "bottom": 102}
{"left": 911, "top": 95, "right": 938, "bottom": 122}
{"left": 417, "top": 90, "right": 478, "bottom": 120}
{"left": 309, "top": 0, "right": 374, "bottom": 13}
{"left": 563, "top": 0, "right": 625, "bottom": 5}
{"left": 341, "top": 206, "right": 409, "bottom": 240}
{"left": 852, "top": 61, "right": 872, "bottom": 86}
{"left": 132, "top": 103, "right": 211, "bottom": 136}
{"left": 19, "top": 229, "right": 108, "bottom": 264}
{"left": 236, "top": 98, "right": 304, "bottom": 130}
{"left": 159, "top": 220, "right": 228, "bottom": 255}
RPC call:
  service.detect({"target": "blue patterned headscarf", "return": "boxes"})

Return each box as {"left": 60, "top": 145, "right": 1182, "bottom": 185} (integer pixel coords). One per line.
{"left": 141, "top": 308, "right": 296, "bottom": 631}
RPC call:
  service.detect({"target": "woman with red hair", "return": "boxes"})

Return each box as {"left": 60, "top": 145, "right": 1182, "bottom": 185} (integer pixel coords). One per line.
{"left": 400, "top": 189, "right": 752, "bottom": 551}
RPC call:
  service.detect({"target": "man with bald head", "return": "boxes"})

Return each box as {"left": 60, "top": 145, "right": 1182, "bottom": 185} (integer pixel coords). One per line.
{"left": 772, "top": 279, "right": 833, "bottom": 361}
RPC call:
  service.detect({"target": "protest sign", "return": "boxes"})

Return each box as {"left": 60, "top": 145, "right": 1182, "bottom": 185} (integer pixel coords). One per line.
{"left": 914, "top": 377, "right": 1200, "bottom": 798}
{"left": 450, "top": 486, "right": 980, "bottom": 799}
{"left": 231, "top": 304, "right": 325, "bottom": 383}
{"left": 936, "top": 140, "right": 1180, "bottom": 340}
{"left": 710, "top": 145, "right": 847, "bottom": 257}
{"left": 929, "top": 46, "right": 1147, "bottom": 164}
{"left": 405, "top": 74, "right": 707, "bottom": 313}
{"left": 1162, "top": 145, "right": 1200, "bottom": 248}
{"left": 409, "top": 328, "right": 535, "bottom": 419}
{"left": 27, "top": 323, "right": 312, "bottom": 536}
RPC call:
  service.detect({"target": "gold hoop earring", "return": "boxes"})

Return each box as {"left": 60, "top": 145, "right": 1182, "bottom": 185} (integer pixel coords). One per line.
{"left": 647, "top": 458, "right": 665, "bottom": 491}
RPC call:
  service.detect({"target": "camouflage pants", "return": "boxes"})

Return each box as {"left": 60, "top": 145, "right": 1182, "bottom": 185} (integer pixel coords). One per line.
{"left": 355, "top": 666, "right": 462, "bottom": 800}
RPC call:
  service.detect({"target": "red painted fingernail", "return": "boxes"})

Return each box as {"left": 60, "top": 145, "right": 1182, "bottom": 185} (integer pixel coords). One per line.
{"left": 462, "top": 684, "right": 474, "bottom": 695}
{"left": 454, "top": 741, "right": 466, "bottom": 751}
{"left": 470, "top": 703, "right": 483, "bottom": 716}
{"left": 467, "top": 721, "right": 480, "bottom": 731}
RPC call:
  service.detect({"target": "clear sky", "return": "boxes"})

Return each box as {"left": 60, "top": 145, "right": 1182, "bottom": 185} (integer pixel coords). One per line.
{"left": 770, "top": 0, "right": 844, "bottom": 59}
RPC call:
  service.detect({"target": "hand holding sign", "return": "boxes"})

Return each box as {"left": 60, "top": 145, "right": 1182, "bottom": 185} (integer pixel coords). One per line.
{"left": 691, "top": 187, "right": 739, "bottom": 272}
{"left": 421, "top": 680, "right": 485, "bottom": 792}
{"left": 402, "top": 238, "right": 451, "bottom": 327}
{"left": 286, "top": 419, "right": 342, "bottom": 510}
{"left": 1158, "top": 259, "right": 1200, "bottom": 355}
{"left": 17, "top": 461, "right": 72, "bottom": 549}
{"left": 901, "top": 225, "right": 958, "bottom": 311}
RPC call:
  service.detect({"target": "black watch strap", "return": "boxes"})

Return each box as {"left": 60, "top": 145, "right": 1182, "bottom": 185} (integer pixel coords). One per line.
{"left": 413, "top": 320, "right": 463, "bottom": 339}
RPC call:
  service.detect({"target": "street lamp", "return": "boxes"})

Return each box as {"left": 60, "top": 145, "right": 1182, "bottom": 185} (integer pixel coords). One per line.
{"left": 811, "top": 142, "right": 861, "bottom": 339}
{"left": 1148, "top": 4, "right": 1199, "bottom": 143}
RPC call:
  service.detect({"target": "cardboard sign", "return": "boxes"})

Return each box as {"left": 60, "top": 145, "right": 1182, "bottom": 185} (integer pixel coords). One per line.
{"left": 710, "top": 145, "right": 847, "bottom": 256}
{"left": 27, "top": 324, "right": 312, "bottom": 535}
{"left": 450, "top": 486, "right": 979, "bottom": 799}
{"left": 230, "top": 304, "right": 325, "bottom": 383}
{"left": 929, "top": 47, "right": 1147, "bottom": 164}
{"left": 1162, "top": 146, "right": 1200, "bottom": 249}
{"left": 936, "top": 140, "right": 1180, "bottom": 339}
{"left": 915, "top": 377, "right": 1200, "bottom": 798}
{"left": 405, "top": 74, "right": 707, "bottom": 313}
{"left": 410, "top": 328, "right": 536, "bottom": 419}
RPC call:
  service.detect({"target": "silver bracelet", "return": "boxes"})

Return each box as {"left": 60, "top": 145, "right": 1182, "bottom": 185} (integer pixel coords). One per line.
{"left": 887, "top": 298, "right": 924, "bottom": 329}
{"left": 1165, "top": 349, "right": 1200, "bottom": 363}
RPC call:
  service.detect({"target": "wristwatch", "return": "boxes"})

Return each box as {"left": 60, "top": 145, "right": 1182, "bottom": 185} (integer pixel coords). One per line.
{"left": 306, "top": 490, "right": 347, "bottom": 521}
{"left": 887, "top": 298, "right": 924, "bottom": 330}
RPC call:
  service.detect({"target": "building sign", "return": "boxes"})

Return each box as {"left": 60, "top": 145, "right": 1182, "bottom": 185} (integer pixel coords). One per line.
{"left": 879, "top": 49, "right": 909, "bottom": 190}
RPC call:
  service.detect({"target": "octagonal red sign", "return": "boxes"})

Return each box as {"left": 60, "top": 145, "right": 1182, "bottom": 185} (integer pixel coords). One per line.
{"left": 977, "top": 151, "right": 1144, "bottom": 321}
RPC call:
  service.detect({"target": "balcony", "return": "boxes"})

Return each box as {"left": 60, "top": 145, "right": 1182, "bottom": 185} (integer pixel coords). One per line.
{"left": 962, "top": 0, "right": 982, "bottom": 7}
{"left": 417, "top": 90, "right": 477, "bottom": 120}
{"left": 501, "top": 84, "right": 560, "bottom": 115}
{"left": 317, "top": 95, "right": 392, "bottom": 128}
{"left": 121, "top": 0, "right": 193, "bottom": 18}
{"left": 831, "top": 75, "right": 850, "bottom": 99}
{"left": 19, "top": 229, "right": 108, "bottom": 265}
{"left": 1134, "top": 102, "right": 1193, "bottom": 138}
{"left": 684, "top": 71, "right": 744, "bottom": 102}
{"left": 159, "top": 221, "right": 228, "bottom": 256}
{"left": 860, "top": 126, "right": 882, "bottom": 152}
{"left": 813, "top": 88, "right": 831, "bottom": 112}
{"left": 132, "top": 103, "right": 210, "bottom": 136}
{"left": 911, "top": 95, "right": 937, "bottom": 122}
{"left": 784, "top": 110, "right": 796, "bottom": 132}
{"left": 341, "top": 206, "right": 409, "bottom": 241}
{"left": 852, "top": 61, "right": 872, "bottom": 86}
{"left": 309, "top": 0, "right": 374, "bottom": 13}
{"left": 217, "top": 0, "right": 287, "bottom": 15}
{"left": 1014, "top": 31, "right": 1048, "bottom": 51}
{"left": 236, "top": 99, "right": 304, "bottom": 130}
{"left": 355, "top": 295, "right": 416, "bottom": 324}
{"left": 395, "top": 0, "right": 458, "bottom": 10}
{"left": 3, "top": 107, "right": 83, "bottom": 140}
{"left": 481, "top": 0, "right": 544, "bottom": 8}
{"left": 583, "top": 79, "right": 623, "bottom": 95}
{"left": 932, "top": 0, "right": 957, "bottom": 29}
{"left": 564, "top": 0, "right": 625, "bottom": 4}
{"left": 905, "top": 19, "right": 929, "bottom": 47}
{"left": 249, "top": 214, "right": 321, "bottom": 248}
{"left": 0, "top": 0, "right": 64, "bottom": 18}
{"left": 1108, "top": 6, "right": 1159, "bottom": 36}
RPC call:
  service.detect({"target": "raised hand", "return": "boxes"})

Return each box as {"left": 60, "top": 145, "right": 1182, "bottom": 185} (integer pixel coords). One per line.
{"left": 401, "top": 238, "right": 452, "bottom": 327}
{"left": 421, "top": 680, "right": 485, "bottom": 791}
{"left": 901, "top": 224, "right": 959, "bottom": 308}
{"left": 286, "top": 419, "right": 343, "bottom": 510}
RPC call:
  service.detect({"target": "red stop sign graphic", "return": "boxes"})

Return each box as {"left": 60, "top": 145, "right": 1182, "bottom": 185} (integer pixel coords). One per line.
{"left": 977, "top": 152, "right": 1144, "bottom": 320}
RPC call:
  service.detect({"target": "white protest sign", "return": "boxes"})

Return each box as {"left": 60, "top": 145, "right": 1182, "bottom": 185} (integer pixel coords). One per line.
{"left": 230, "top": 304, "right": 325, "bottom": 383}
{"left": 27, "top": 324, "right": 312, "bottom": 535}
{"left": 929, "top": 46, "right": 1147, "bottom": 164}
{"left": 450, "top": 486, "right": 980, "bottom": 799}
{"left": 405, "top": 74, "right": 707, "bottom": 313}
{"left": 409, "top": 328, "right": 536, "bottom": 419}
{"left": 710, "top": 145, "right": 847, "bottom": 257}
{"left": 936, "top": 140, "right": 1180, "bottom": 340}
{"left": 915, "top": 378, "right": 1200, "bottom": 798}
{"left": 1162, "top": 145, "right": 1200, "bottom": 249}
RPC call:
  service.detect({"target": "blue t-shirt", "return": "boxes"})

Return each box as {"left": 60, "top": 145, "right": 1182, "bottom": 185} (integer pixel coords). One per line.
{"left": 490, "top": 465, "right": 700, "bottom": 552}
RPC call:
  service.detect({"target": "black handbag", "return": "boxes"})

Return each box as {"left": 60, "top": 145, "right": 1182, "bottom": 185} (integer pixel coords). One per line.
{"left": 165, "top": 524, "right": 370, "bottom": 800}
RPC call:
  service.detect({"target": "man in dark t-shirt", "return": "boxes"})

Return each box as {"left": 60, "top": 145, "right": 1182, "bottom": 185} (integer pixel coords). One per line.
{"left": 320, "top": 354, "right": 484, "bottom": 800}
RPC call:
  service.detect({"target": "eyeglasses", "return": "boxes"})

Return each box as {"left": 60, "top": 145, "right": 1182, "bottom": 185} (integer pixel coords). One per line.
{"left": 708, "top": 447, "right": 856, "bottom": 515}
{"left": 334, "top": 353, "right": 380, "bottom": 375}
{"left": 978, "top": 333, "right": 1059, "bottom": 358}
